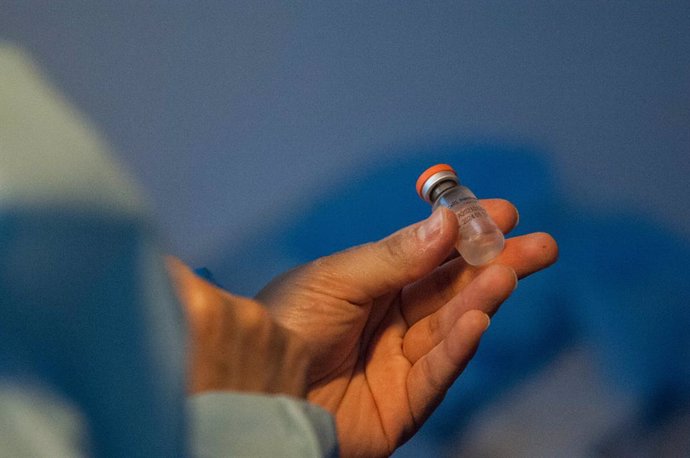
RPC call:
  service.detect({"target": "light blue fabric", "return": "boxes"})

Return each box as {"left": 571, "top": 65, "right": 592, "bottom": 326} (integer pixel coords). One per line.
{"left": 190, "top": 393, "right": 338, "bottom": 458}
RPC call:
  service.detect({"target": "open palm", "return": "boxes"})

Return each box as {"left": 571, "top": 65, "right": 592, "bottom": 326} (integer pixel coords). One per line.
{"left": 257, "top": 201, "right": 558, "bottom": 457}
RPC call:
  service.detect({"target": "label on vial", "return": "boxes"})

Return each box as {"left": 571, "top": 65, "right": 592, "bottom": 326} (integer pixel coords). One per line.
{"left": 447, "top": 196, "right": 474, "bottom": 207}
{"left": 456, "top": 203, "right": 488, "bottom": 226}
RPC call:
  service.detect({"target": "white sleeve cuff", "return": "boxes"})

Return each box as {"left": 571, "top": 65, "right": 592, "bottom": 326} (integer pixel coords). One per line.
{"left": 188, "top": 392, "right": 338, "bottom": 458}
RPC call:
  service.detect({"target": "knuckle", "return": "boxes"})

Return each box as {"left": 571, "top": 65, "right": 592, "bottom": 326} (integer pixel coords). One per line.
{"left": 426, "top": 312, "right": 441, "bottom": 336}
{"left": 420, "top": 356, "right": 444, "bottom": 394}
{"left": 378, "top": 233, "right": 418, "bottom": 277}
{"left": 237, "top": 301, "right": 268, "bottom": 331}
{"left": 431, "top": 264, "right": 458, "bottom": 302}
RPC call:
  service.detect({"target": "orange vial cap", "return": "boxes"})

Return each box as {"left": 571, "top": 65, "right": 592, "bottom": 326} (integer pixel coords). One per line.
{"left": 416, "top": 164, "right": 457, "bottom": 201}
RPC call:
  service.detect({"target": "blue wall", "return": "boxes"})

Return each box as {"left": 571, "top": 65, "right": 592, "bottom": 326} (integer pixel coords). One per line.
{"left": 3, "top": 2, "right": 688, "bottom": 263}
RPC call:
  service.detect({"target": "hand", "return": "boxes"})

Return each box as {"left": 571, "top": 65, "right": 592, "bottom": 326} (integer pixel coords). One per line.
{"left": 167, "top": 258, "right": 309, "bottom": 398}
{"left": 256, "top": 201, "right": 558, "bottom": 457}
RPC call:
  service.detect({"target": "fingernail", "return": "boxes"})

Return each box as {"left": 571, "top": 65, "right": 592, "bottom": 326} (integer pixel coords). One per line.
{"left": 417, "top": 208, "right": 444, "bottom": 242}
{"left": 482, "top": 312, "right": 491, "bottom": 331}
{"left": 514, "top": 205, "right": 520, "bottom": 228}
{"left": 511, "top": 268, "right": 518, "bottom": 291}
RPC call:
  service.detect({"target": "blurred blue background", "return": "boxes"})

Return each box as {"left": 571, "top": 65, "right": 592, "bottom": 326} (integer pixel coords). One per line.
{"left": 3, "top": 2, "right": 689, "bottom": 455}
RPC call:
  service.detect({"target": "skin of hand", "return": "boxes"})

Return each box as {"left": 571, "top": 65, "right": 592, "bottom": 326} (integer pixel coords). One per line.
{"left": 167, "top": 257, "right": 310, "bottom": 398}
{"left": 256, "top": 200, "right": 558, "bottom": 457}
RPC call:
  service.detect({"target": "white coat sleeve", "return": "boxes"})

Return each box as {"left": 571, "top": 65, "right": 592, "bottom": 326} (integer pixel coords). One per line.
{"left": 189, "top": 392, "right": 338, "bottom": 458}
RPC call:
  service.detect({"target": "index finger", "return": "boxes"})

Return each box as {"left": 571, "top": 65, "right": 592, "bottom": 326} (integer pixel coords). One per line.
{"left": 401, "top": 231, "right": 558, "bottom": 327}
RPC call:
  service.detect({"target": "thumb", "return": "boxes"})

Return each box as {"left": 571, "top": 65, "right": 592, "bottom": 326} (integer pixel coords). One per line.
{"left": 310, "top": 207, "right": 458, "bottom": 302}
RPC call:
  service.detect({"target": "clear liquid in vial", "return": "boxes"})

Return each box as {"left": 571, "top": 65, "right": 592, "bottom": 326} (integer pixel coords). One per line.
{"left": 418, "top": 164, "right": 504, "bottom": 266}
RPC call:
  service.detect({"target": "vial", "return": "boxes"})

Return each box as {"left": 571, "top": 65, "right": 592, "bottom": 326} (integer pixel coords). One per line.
{"left": 416, "top": 164, "right": 504, "bottom": 266}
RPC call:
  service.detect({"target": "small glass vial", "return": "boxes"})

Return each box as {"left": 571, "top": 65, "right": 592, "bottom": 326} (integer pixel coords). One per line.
{"left": 416, "top": 164, "right": 504, "bottom": 266}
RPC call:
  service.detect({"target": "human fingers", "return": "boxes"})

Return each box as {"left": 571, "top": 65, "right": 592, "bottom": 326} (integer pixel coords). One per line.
{"left": 402, "top": 232, "right": 557, "bottom": 326}
{"left": 406, "top": 310, "right": 490, "bottom": 425}
{"left": 495, "top": 232, "right": 558, "bottom": 277}
{"left": 402, "top": 264, "right": 515, "bottom": 364}
{"left": 297, "top": 207, "right": 459, "bottom": 305}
